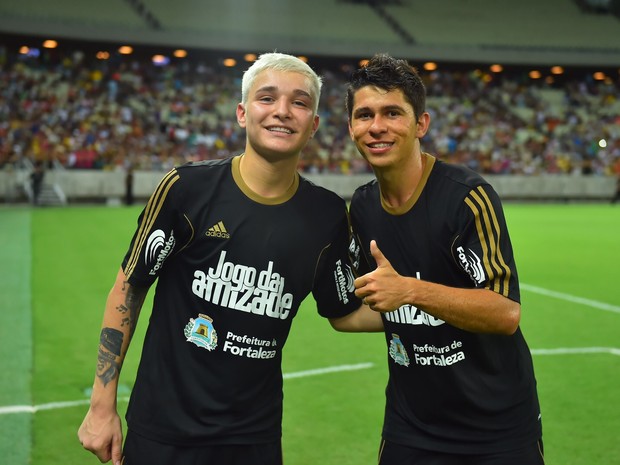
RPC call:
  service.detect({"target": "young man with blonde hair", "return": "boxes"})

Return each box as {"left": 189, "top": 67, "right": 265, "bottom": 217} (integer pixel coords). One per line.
{"left": 78, "top": 52, "right": 380, "bottom": 465}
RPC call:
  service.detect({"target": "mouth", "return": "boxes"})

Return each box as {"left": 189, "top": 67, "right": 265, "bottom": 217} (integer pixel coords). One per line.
{"left": 266, "top": 126, "right": 294, "bottom": 135}
{"left": 366, "top": 141, "right": 394, "bottom": 153}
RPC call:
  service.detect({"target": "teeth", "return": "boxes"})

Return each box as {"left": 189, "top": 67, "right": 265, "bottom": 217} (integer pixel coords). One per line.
{"left": 268, "top": 127, "right": 292, "bottom": 134}
{"left": 369, "top": 143, "right": 392, "bottom": 148}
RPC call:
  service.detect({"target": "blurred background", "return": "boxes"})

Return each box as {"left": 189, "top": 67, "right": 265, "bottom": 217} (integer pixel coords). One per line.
{"left": 1, "top": 0, "right": 619, "bottom": 204}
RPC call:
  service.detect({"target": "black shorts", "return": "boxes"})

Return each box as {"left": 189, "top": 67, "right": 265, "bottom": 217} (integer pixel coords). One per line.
{"left": 378, "top": 437, "right": 544, "bottom": 465}
{"left": 122, "top": 429, "right": 283, "bottom": 465}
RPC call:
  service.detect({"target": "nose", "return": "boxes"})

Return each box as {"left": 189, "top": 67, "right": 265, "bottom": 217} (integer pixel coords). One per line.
{"left": 274, "top": 98, "right": 292, "bottom": 119}
{"left": 369, "top": 115, "right": 387, "bottom": 134}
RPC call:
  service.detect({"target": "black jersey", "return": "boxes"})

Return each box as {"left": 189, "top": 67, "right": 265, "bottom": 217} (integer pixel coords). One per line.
{"left": 121, "top": 155, "right": 360, "bottom": 445}
{"left": 350, "top": 154, "right": 541, "bottom": 454}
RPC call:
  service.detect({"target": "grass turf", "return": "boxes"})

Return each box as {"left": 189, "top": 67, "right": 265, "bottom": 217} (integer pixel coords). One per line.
{"left": 0, "top": 203, "right": 618, "bottom": 464}
{"left": 0, "top": 210, "right": 32, "bottom": 465}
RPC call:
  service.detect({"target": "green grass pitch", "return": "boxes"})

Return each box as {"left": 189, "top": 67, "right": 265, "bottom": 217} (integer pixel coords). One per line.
{"left": 0, "top": 203, "right": 618, "bottom": 465}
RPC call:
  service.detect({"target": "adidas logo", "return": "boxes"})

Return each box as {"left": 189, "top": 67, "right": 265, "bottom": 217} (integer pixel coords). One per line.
{"left": 206, "top": 221, "right": 230, "bottom": 239}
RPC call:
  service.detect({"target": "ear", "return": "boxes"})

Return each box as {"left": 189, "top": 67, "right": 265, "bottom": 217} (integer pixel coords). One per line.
{"left": 236, "top": 103, "right": 247, "bottom": 128}
{"left": 310, "top": 114, "right": 320, "bottom": 138}
{"left": 348, "top": 118, "right": 354, "bottom": 140}
{"left": 416, "top": 112, "right": 431, "bottom": 138}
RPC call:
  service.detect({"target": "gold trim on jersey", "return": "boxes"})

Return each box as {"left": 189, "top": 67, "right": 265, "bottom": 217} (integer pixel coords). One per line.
{"left": 380, "top": 153, "right": 436, "bottom": 215}
{"left": 177, "top": 213, "right": 195, "bottom": 253}
{"left": 464, "top": 186, "right": 512, "bottom": 297}
{"left": 231, "top": 155, "right": 299, "bottom": 205}
{"left": 123, "top": 169, "right": 180, "bottom": 279}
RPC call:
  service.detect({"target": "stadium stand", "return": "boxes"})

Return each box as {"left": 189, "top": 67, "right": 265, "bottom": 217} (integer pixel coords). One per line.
{"left": 0, "top": 1, "right": 618, "bottom": 202}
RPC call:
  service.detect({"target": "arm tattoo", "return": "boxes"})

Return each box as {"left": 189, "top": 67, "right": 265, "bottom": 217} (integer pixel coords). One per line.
{"left": 116, "top": 303, "right": 131, "bottom": 329}
{"left": 97, "top": 328, "right": 123, "bottom": 386}
{"left": 123, "top": 282, "right": 146, "bottom": 338}
{"left": 96, "top": 279, "right": 147, "bottom": 386}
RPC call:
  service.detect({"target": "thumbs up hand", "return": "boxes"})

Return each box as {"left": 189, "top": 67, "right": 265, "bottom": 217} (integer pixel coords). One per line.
{"left": 354, "top": 240, "right": 411, "bottom": 313}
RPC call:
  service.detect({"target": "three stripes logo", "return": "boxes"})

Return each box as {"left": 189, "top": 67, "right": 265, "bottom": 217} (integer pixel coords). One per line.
{"left": 206, "top": 221, "right": 230, "bottom": 239}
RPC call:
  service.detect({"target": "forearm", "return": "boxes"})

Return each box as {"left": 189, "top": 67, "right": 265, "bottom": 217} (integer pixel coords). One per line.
{"left": 402, "top": 278, "right": 520, "bottom": 335}
{"left": 329, "top": 304, "right": 384, "bottom": 332}
{"left": 90, "top": 267, "right": 147, "bottom": 410}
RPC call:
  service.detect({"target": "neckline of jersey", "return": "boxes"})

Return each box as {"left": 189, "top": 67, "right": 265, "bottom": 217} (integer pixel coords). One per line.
{"left": 380, "top": 153, "right": 436, "bottom": 216}
{"left": 231, "top": 154, "right": 300, "bottom": 205}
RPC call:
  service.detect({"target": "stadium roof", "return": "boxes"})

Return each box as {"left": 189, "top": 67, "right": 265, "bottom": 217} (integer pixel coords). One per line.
{"left": 1, "top": 0, "right": 619, "bottom": 66}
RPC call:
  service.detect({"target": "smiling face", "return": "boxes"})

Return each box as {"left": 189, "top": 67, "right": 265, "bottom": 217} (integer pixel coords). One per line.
{"left": 237, "top": 69, "right": 320, "bottom": 162}
{"left": 348, "top": 85, "right": 429, "bottom": 171}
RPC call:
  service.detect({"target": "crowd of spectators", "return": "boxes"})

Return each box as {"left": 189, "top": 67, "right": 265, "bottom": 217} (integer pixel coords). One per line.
{"left": 1, "top": 45, "right": 619, "bottom": 178}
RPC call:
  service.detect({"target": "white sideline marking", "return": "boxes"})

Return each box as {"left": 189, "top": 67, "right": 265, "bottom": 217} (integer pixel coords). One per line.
{"left": 283, "top": 362, "right": 374, "bottom": 380}
{"left": 0, "top": 363, "right": 375, "bottom": 416}
{"left": 4, "top": 345, "right": 620, "bottom": 416}
{"left": 521, "top": 283, "right": 620, "bottom": 314}
{"left": 0, "top": 399, "right": 96, "bottom": 415}
{"left": 531, "top": 347, "right": 620, "bottom": 356}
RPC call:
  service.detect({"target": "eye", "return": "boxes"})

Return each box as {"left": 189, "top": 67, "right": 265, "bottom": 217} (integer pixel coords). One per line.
{"left": 294, "top": 95, "right": 315, "bottom": 109}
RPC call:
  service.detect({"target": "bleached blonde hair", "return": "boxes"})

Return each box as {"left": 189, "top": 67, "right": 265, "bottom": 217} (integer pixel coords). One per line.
{"left": 241, "top": 52, "right": 323, "bottom": 114}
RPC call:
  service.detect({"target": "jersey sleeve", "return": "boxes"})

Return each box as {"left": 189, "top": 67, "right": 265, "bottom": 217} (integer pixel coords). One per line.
{"left": 121, "top": 168, "right": 183, "bottom": 288}
{"left": 452, "top": 184, "right": 520, "bottom": 303}
{"left": 349, "top": 192, "right": 373, "bottom": 276}
{"left": 312, "top": 206, "right": 363, "bottom": 319}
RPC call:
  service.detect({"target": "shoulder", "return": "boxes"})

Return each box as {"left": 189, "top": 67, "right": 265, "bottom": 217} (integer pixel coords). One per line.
{"left": 169, "top": 157, "right": 234, "bottom": 191}
{"left": 298, "top": 175, "right": 348, "bottom": 210}
{"left": 351, "top": 178, "right": 379, "bottom": 203}
{"left": 152, "top": 158, "right": 234, "bottom": 206}
{"left": 430, "top": 160, "right": 506, "bottom": 223}
{"left": 175, "top": 157, "right": 233, "bottom": 177}
{"left": 426, "top": 159, "right": 501, "bottom": 212}
{"left": 431, "top": 159, "right": 490, "bottom": 193}
{"left": 350, "top": 178, "right": 379, "bottom": 217}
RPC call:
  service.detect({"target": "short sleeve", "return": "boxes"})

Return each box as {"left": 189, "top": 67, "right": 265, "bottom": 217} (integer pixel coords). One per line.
{"left": 121, "top": 169, "right": 182, "bottom": 288}
{"left": 451, "top": 184, "right": 520, "bottom": 303}
{"left": 312, "top": 206, "right": 362, "bottom": 318}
